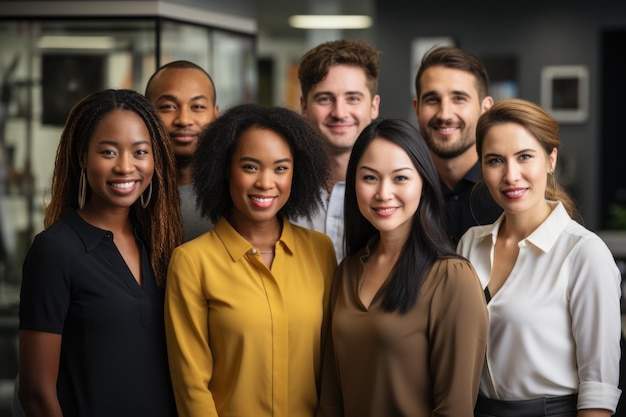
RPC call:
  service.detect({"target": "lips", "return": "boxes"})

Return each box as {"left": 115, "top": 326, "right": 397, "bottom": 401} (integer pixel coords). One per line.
{"left": 372, "top": 206, "right": 398, "bottom": 217}
{"left": 249, "top": 195, "right": 277, "bottom": 208}
{"left": 326, "top": 123, "right": 354, "bottom": 132}
{"left": 110, "top": 181, "right": 136, "bottom": 189}
{"left": 109, "top": 181, "right": 139, "bottom": 194}
{"left": 435, "top": 126, "right": 458, "bottom": 133}
{"left": 502, "top": 188, "right": 527, "bottom": 199}
{"left": 170, "top": 132, "right": 198, "bottom": 144}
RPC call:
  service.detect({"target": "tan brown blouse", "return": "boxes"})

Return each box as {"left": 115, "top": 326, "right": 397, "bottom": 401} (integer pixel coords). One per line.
{"left": 317, "top": 248, "right": 488, "bottom": 417}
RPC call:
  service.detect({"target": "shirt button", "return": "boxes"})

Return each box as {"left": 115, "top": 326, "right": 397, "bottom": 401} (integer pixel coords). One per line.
{"left": 453, "top": 195, "right": 459, "bottom": 201}
{"left": 105, "top": 233, "right": 112, "bottom": 238}
{"left": 251, "top": 248, "right": 258, "bottom": 254}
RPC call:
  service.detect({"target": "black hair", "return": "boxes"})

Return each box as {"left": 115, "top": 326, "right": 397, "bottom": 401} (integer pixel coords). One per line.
{"left": 344, "top": 118, "right": 459, "bottom": 313}
{"left": 145, "top": 60, "right": 217, "bottom": 104}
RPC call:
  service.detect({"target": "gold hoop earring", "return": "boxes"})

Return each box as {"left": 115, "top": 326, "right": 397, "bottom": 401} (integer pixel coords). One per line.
{"left": 78, "top": 169, "right": 87, "bottom": 210}
{"left": 140, "top": 181, "right": 153, "bottom": 208}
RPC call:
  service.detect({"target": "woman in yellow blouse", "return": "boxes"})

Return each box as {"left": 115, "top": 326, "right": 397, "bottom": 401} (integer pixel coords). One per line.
{"left": 164, "top": 104, "right": 337, "bottom": 417}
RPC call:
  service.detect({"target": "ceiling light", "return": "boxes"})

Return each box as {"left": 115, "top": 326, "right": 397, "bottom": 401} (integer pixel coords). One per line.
{"left": 288, "top": 15, "right": 372, "bottom": 29}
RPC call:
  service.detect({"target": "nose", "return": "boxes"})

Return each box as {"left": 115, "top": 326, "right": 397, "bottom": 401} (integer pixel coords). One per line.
{"left": 503, "top": 162, "right": 520, "bottom": 184}
{"left": 436, "top": 97, "right": 453, "bottom": 121}
{"left": 255, "top": 170, "right": 274, "bottom": 190}
{"left": 174, "top": 106, "right": 192, "bottom": 126}
{"left": 375, "top": 179, "right": 393, "bottom": 201}
{"left": 330, "top": 99, "right": 348, "bottom": 119}
{"left": 114, "top": 153, "right": 135, "bottom": 174}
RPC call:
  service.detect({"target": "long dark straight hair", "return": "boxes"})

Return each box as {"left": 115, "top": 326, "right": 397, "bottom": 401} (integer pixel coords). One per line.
{"left": 344, "top": 119, "right": 459, "bottom": 313}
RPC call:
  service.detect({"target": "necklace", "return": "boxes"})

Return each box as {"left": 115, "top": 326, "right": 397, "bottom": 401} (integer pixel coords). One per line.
{"left": 259, "top": 250, "right": 274, "bottom": 254}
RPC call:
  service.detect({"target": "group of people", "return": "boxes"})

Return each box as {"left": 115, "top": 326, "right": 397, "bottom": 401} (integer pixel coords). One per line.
{"left": 14, "top": 38, "right": 622, "bottom": 417}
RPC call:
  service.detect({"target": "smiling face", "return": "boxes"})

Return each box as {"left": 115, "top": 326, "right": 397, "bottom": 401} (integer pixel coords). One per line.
{"left": 481, "top": 122, "right": 557, "bottom": 218}
{"left": 355, "top": 138, "right": 423, "bottom": 239}
{"left": 301, "top": 65, "right": 380, "bottom": 155}
{"left": 414, "top": 66, "right": 492, "bottom": 160}
{"left": 147, "top": 67, "right": 218, "bottom": 160}
{"left": 83, "top": 109, "right": 154, "bottom": 212}
{"left": 228, "top": 127, "right": 294, "bottom": 227}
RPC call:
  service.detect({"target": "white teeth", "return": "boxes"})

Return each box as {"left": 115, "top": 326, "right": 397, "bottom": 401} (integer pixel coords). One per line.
{"left": 505, "top": 189, "right": 524, "bottom": 196}
{"left": 111, "top": 182, "right": 135, "bottom": 189}
{"left": 250, "top": 196, "right": 274, "bottom": 203}
{"left": 375, "top": 207, "right": 395, "bottom": 213}
{"left": 437, "top": 127, "right": 456, "bottom": 132}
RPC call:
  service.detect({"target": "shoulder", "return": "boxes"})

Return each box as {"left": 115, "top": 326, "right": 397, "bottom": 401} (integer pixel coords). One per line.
{"left": 425, "top": 257, "right": 482, "bottom": 292}
{"left": 425, "top": 258, "right": 487, "bottom": 317}
{"left": 560, "top": 220, "right": 614, "bottom": 257}
{"left": 288, "top": 223, "right": 337, "bottom": 267}
{"left": 431, "top": 256, "right": 477, "bottom": 277}
{"left": 29, "top": 218, "right": 80, "bottom": 255}
{"left": 457, "top": 224, "right": 494, "bottom": 255}
{"left": 172, "top": 230, "right": 220, "bottom": 257}
{"left": 289, "top": 222, "right": 335, "bottom": 250}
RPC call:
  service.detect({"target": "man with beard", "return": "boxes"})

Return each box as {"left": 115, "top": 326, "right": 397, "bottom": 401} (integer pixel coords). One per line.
{"left": 413, "top": 46, "right": 501, "bottom": 245}
{"left": 146, "top": 61, "right": 219, "bottom": 241}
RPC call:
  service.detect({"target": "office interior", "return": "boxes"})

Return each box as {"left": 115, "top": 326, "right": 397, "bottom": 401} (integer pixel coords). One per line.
{"left": 0, "top": 0, "right": 625, "bottom": 415}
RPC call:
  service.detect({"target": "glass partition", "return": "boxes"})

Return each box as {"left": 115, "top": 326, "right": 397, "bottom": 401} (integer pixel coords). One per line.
{"left": 0, "top": 17, "right": 256, "bottom": 412}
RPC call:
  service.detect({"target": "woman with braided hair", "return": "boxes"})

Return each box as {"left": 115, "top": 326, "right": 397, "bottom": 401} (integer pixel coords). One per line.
{"left": 18, "top": 89, "right": 181, "bottom": 417}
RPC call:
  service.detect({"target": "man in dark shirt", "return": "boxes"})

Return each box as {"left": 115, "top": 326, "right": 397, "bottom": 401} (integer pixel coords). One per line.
{"left": 145, "top": 61, "right": 219, "bottom": 242}
{"left": 413, "top": 46, "right": 502, "bottom": 245}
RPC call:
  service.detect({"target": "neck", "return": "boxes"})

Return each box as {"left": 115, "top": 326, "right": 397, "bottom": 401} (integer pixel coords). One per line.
{"left": 328, "top": 150, "right": 351, "bottom": 186}
{"left": 431, "top": 148, "right": 478, "bottom": 190}
{"left": 78, "top": 204, "right": 133, "bottom": 235}
{"left": 375, "top": 225, "right": 410, "bottom": 259}
{"left": 499, "top": 201, "right": 554, "bottom": 241}
{"left": 176, "top": 157, "right": 193, "bottom": 186}
{"left": 228, "top": 214, "right": 282, "bottom": 251}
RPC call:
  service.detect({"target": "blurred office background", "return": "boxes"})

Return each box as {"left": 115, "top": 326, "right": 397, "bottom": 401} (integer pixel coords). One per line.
{"left": 0, "top": 0, "right": 625, "bottom": 415}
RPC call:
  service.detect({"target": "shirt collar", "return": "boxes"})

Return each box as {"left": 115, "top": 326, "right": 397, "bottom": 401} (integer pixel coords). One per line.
{"left": 62, "top": 209, "right": 112, "bottom": 252}
{"left": 524, "top": 201, "right": 570, "bottom": 252}
{"left": 471, "top": 201, "right": 571, "bottom": 253}
{"left": 214, "top": 216, "right": 296, "bottom": 262}
{"left": 441, "top": 161, "right": 482, "bottom": 193}
{"left": 464, "top": 161, "right": 482, "bottom": 183}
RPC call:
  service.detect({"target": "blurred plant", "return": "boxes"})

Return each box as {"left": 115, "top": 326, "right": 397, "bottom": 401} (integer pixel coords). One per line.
{"left": 607, "top": 203, "right": 626, "bottom": 230}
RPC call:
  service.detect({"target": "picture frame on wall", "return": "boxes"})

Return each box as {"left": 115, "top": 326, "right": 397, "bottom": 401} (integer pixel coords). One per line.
{"left": 410, "top": 36, "right": 455, "bottom": 94}
{"left": 540, "top": 65, "right": 589, "bottom": 123}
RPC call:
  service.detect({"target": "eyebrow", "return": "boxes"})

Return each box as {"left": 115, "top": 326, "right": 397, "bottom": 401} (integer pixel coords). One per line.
{"left": 359, "top": 165, "right": 413, "bottom": 174}
{"left": 157, "top": 94, "right": 210, "bottom": 102}
{"left": 239, "top": 156, "right": 293, "bottom": 164}
{"left": 421, "top": 89, "right": 471, "bottom": 100}
{"left": 96, "top": 139, "right": 151, "bottom": 147}
{"left": 483, "top": 148, "right": 538, "bottom": 158}
{"left": 312, "top": 91, "right": 366, "bottom": 99}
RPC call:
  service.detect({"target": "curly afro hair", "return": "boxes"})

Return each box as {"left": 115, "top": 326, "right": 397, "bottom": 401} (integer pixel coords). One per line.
{"left": 192, "top": 103, "right": 330, "bottom": 223}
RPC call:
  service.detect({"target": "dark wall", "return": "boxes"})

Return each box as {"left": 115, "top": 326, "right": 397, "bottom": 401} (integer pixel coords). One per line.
{"left": 373, "top": 0, "right": 626, "bottom": 229}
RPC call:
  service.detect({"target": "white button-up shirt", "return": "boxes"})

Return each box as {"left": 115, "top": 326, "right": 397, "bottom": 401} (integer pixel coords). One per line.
{"left": 458, "top": 201, "right": 622, "bottom": 412}
{"left": 294, "top": 181, "right": 345, "bottom": 263}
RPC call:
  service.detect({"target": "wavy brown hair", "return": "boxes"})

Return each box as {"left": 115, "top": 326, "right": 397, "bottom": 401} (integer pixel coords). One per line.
{"left": 298, "top": 39, "right": 380, "bottom": 100}
{"left": 45, "top": 89, "right": 182, "bottom": 286}
{"left": 476, "top": 98, "right": 580, "bottom": 221}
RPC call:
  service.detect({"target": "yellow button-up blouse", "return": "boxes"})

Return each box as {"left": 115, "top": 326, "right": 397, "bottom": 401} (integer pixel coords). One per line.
{"left": 165, "top": 217, "right": 336, "bottom": 417}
